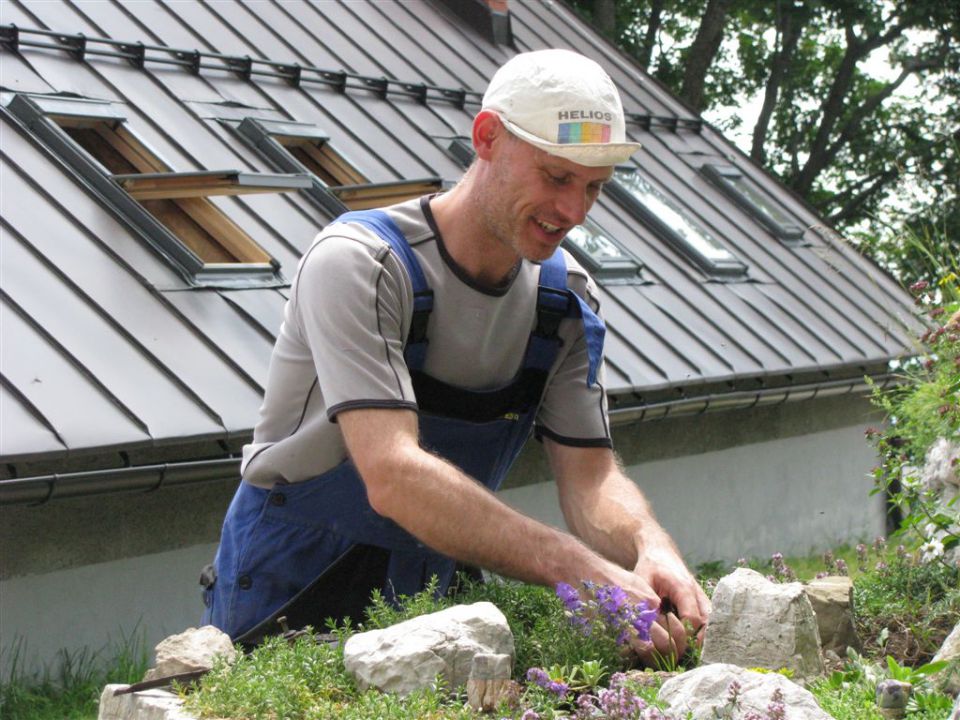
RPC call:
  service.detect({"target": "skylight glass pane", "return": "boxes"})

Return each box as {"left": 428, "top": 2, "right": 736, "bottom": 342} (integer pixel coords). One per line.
{"left": 566, "top": 223, "right": 629, "bottom": 262}
{"left": 726, "top": 175, "right": 793, "bottom": 226}
{"left": 615, "top": 169, "right": 734, "bottom": 263}
{"left": 562, "top": 218, "right": 642, "bottom": 281}
{"left": 701, "top": 164, "right": 804, "bottom": 241}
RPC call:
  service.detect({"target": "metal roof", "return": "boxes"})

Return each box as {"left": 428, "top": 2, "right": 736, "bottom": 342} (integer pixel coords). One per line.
{"left": 0, "top": 0, "right": 918, "bottom": 493}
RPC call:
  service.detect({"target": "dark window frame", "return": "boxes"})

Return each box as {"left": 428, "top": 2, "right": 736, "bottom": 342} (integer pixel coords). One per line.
{"left": 701, "top": 163, "right": 805, "bottom": 242}
{"left": 563, "top": 217, "right": 645, "bottom": 284}
{"left": 607, "top": 167, "right": 748, "bottom": 277}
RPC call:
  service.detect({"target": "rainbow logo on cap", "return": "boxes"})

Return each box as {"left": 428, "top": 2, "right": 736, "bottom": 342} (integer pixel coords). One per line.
{"left": 558, "top": 122, "right": 611, "bottom": 144}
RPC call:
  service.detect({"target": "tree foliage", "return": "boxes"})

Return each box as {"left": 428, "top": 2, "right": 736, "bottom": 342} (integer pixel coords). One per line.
{"left": 569, "top": 0, "right": 960, "bottom": 285}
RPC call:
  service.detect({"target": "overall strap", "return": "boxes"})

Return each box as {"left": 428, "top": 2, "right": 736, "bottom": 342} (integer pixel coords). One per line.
{"left": 527, "top": 249, "right": 606, "bottom": 388}
{"left": 336, "top": 210, "right": 433, "bottom": 371}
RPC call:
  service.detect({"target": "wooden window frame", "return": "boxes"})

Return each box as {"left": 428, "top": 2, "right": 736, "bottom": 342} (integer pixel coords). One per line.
{"left": 235, "top": 117, "right": 443, "bottom": 214}
{"left": 7, "top": 94, "right": 310, "bottom": 285}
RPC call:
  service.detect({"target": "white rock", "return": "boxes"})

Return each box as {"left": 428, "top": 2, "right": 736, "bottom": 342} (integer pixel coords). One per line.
{"left": 658, "top": 664, "right": 835, "bottom": 720}
{"left": 933, "top": 620, "right": 960, "bottom": 695}
{"left": 98, "top": 684, "right": 197, "bottom": 720}
{"left": 343, "top": 601, "right": 514, "bottom": 696}
{"left": 701, "top": 568, "right": 824, "bottom": 680}
{"left": 950, "top": 692, "right": 960, "bottom": 720}
{"left": 921, "top": 438, "right": 960, "bottom": 496}
{"left": 144, "top": 625, "right": 236, "bottom": 681}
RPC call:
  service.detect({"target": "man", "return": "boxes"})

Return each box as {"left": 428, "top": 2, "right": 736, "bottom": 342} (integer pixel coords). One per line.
{"left": 202, "top": 49, "right": 710, "bottom": 657}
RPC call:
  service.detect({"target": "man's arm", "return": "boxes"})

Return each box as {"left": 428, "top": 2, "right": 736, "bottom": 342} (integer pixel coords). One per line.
{"left": 337, "top": 406, "right": 660, "bottom": 603}
{"left": 545, "top": 438, "right": 711, "bottom": 639}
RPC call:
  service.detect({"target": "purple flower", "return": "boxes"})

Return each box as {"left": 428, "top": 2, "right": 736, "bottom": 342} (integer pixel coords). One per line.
{"left": 595, "top": 584, "right": 629, "bottom": 624}
{"left": 556, "top": 582, "right": 584, "bottom": 613}
{"left": 526, "top": 667, "right": 549, "bottom": 685}
{"left": 630, "top": 601, "right": 658, "bottom": 643}
{"left": 520, "top": 710, "right": 541, "bottom": 720}
{"left": 546, "top": 680, "right": 570, "bottom": 697}
{"left": 526, "top": 667, "right": 568, "bottom": 698}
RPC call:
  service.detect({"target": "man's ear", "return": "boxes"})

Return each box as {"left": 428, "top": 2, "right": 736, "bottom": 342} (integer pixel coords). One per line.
{"left": 472, "top": 110, "right": 504, "bottom": 160}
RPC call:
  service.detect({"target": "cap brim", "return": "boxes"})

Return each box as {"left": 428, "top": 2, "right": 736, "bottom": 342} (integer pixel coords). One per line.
{"left": 503, "top": 118, "right": 641, "bottom": 168}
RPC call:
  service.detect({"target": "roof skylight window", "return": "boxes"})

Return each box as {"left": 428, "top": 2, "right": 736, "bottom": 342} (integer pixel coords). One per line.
{"left": 7, "top": 94, "right": 309, "bottom": 285}
{"left": 563, "top": 218, "right": 643, "bottom": 283}
{"left": 236, "top": 118, "right": 442, "bottom": 214}
{"left": 701, "top": 164, "right": 804, "bottom": 241}
{"left": 608, "top": 167, "right": 747, "bottom": 276}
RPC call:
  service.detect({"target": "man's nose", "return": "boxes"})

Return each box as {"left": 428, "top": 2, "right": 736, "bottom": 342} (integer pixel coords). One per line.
{"left": 555, "top": 185, "right": 589, "bottom": 226}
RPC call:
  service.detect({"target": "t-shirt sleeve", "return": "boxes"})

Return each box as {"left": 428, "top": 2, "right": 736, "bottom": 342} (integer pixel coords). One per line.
{"left": 288, "top": 227, "right": 416, "bottom": 419}
{"left": 535, "top": 271, "right": 612, "bottom": 447}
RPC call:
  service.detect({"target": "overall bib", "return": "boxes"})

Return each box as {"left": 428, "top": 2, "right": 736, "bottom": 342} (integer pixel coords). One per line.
{"left": 201, "top": 210, "right": 604, "bottom": 643}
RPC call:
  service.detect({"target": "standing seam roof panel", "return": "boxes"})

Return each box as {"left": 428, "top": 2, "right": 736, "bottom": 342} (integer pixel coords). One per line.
{"left": 3, "top": 226, "right": 226, "bottom": 439}
{"left": 0, "top": 382, "right": 67, "bottom": 457}
{"left": 1, "top": 141, "right": 264, "bottom": 432}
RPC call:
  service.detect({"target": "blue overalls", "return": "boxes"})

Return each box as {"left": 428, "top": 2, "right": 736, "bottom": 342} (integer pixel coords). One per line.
{"left": 202, "top": 210, "right": 604, "bottom": 643}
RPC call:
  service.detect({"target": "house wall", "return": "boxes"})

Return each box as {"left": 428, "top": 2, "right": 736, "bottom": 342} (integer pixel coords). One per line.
{"left": 0, "top": 393, "right": 885, "bottom": 677}
{"left": 503, "top": 393, "right": 887, "bottom": 566}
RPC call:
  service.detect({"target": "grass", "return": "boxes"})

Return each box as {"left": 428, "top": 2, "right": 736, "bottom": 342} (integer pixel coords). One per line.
{"left": 0, "top": 630, "right": 149, "bottom": 720}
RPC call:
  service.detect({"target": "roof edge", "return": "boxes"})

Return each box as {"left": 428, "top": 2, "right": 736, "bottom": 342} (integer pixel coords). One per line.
{"left": 608, "top": 371, "right": 896, "bottom": 425}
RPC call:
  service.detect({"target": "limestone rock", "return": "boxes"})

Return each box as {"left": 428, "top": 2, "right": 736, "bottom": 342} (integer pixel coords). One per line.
{"left": 701, "top": 568, "right": 825, "bottom": 680}
{"left": 143, "top": 626, "right": 236, "bottom": 681}
{"left": 343, "top": 602, "right": 515, "bottom": 695}
{"left": 98, "top": 685, "right": 196, "bottom": 720}
{"left": 921, "top": 438, "right": 959, "bottom": 500}
{"left": 804, "top": 575, "right": 861, "bottom": 656}
{"left": 658, "top": 663, "right": 835, "bottom": 719}
{"left": 933, "top": 620, "right": 960, "bottom": 695}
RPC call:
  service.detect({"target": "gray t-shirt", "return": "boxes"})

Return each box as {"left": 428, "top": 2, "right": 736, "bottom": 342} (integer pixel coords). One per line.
{"left": 241, "top": 196, "right": 611, "bottom": 488}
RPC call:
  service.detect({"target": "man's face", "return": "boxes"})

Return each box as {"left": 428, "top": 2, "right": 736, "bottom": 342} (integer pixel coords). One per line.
{"left": 477, "top": 133, "right": 613, "bottom": 263}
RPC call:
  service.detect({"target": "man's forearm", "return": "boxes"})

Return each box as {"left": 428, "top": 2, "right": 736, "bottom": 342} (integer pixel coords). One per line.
{"left": 548, "top": 442, "right": 674, "bottom": 569}
{"left": 339, "top": 408, "right": 646, "bottom": 597}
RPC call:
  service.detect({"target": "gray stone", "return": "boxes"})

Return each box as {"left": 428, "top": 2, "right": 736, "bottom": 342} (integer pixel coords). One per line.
{"left": 98, "top": 685, "right": 197, "bottom": 720}
{"left": 804, "top": 575, "right": 861, "bottom": 656}
{"left": 876, "top": 679, "right": 911, "bottom": 719}
{"left": 701, "top": 568, "right": 825, "bottom": 681}
{"left": 950, "top": 692, "right": 960, "bottom": 720}
{"left": 143, "top": 625, "right": 236, "bottom": 681}
{"left": 658, "top": 663, "right": 835, "bottom": 719}
{"left": 343, "top": 601, "right": 515, "bottom": 696}
{"left": 933, "top": 620, "right": 960, "bottom": 695}
{"left": 467, "top": 653, "right": 515, "bottom": 712}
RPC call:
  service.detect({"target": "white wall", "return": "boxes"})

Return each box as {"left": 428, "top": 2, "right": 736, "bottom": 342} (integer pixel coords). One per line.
{"left": 501, "top": 421, "right": 886, "bottom": 567}
{"left": 1, "top": 543, "right": 218, "bottom": 680}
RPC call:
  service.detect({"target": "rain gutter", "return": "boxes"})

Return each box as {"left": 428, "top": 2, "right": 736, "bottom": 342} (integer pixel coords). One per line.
{"left": 607, "top": 373, "right": 894, "bottom": 425}
{"left": 0, "top": 457, "right": 240, "bottom": 507}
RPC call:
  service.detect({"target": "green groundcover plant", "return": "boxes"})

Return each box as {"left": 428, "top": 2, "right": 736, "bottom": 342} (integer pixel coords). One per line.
{"left": 2, "top": 546, "right": 956, "bottom": 720}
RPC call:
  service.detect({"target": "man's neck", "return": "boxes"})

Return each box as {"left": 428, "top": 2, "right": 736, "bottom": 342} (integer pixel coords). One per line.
{"left": 429, "top": 179, "right": 521, "bottom": 288}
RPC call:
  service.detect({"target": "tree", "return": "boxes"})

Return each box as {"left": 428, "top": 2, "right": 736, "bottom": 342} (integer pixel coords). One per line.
{"left": 568, "top": 0, "right": 960, "bottom": 285}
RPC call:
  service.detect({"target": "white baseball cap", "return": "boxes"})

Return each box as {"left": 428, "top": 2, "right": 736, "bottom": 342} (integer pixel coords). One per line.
{"left": 481, "top": 49, "right": 642, "bottom": 168}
